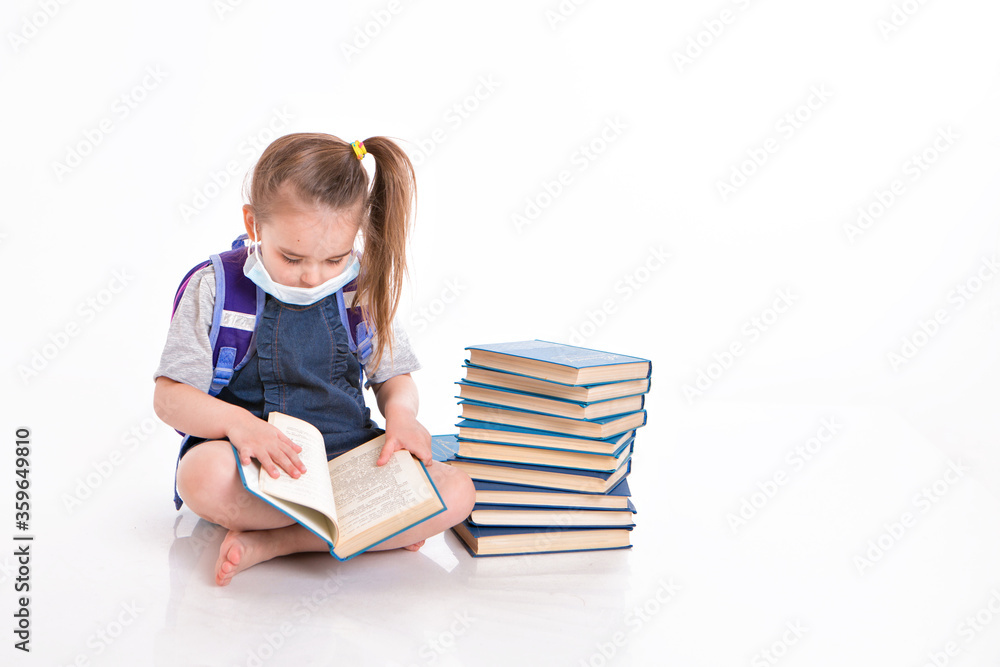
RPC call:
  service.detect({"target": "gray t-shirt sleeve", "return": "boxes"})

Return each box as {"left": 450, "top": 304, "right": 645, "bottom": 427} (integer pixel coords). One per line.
{"left": 364, "top": 321, "right": 421, "bottom": 386}
{"left": 153, "top": 265, "right": 216, "bottom": 393}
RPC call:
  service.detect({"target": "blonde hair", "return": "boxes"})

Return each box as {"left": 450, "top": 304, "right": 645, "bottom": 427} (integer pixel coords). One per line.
{"left": 244, "top": 132, "right": 416, "bottom": 371}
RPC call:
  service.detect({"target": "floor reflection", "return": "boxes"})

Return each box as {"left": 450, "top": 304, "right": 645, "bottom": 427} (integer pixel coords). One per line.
{"left": 157, "top": 513, "right": 633, "bottom": 665}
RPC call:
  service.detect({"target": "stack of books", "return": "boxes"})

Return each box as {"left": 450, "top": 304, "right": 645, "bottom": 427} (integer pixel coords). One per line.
{"left": 432, "top": 340, "right": 651, "bottom": 557}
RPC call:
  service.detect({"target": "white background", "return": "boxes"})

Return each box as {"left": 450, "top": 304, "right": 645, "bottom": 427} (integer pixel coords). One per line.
{"left": 4, "top": 1, "right": 1000, "bottom": 665}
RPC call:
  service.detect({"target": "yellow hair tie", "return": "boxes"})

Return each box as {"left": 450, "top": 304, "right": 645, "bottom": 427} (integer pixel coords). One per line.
{"left": 351, "top": 140, "right": 366, "bottom": 160}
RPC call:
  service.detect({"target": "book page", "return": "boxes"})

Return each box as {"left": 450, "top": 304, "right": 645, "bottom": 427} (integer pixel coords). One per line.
{"left": 257, "top": 412, "right": 338, "bottom": 525}
{"left": 329, "top": 438, "right": 435, "bottom": 543}
{"left": 236, "top": 454, "right": 336, "bottom": 546}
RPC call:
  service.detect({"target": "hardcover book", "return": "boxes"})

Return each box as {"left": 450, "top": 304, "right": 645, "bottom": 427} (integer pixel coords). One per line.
{"left": 472, "top": 478, "right": 634, "bottom": 511}
{"left": 456, "top": 419, "right": 635, "bottom": 455}
{"left": 452, "top": 520, "right": 632, "bottom": 557}
{"left": 468, "top": 503, "right": 636, "bottom": 528}
{"left": 235, "top": 412, "right": 445, "bottom": 561}
{"left": 434, "top": 434, "right": 632, "bottom": 494}
{"left": 460, "top": 400, "right": 647, "bottom": 439}
{"left": 455, "top": 437, "right": 634, "bottom": 473}
{"left": 463, "top": 363, "right": 651, "bottom": 403}
{"left": 466, "top": 340, "right": 651, "bottom": 385}
{"left": 456, "top": 380, "right": 645, "bottom": 420}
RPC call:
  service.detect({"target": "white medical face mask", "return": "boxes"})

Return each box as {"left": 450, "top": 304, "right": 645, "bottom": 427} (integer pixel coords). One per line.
{"left": 243, "top": 233, "right": 360, "bottom": 306}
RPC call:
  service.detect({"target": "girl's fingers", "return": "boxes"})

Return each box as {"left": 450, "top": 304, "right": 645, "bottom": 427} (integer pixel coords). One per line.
{"left": 285, "top": 452, "right": 305, "bottom": 477}
{"left": 376, "top": 438, "right": 396, "bottom": 467}
{"left": 410, "top": 445, "right": 432, "bottom": 465}
{"left": 285, "top": 445, "right": 307, "bottom": 472}
{"left": 268, "top": 448, "right": 303, "bottom": 478}
{"left": 278, "top": 442, "right": 306, "bottom": 473}
{"left": 409, "top": 440, "right": 433, "bottom": 464}
{"left": 255, "top": 452, "right": 280, "bottom": 479}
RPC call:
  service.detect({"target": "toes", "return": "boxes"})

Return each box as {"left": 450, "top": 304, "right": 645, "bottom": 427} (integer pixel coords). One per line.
{"left": 227, "top": 545, "right": 242, "bottom": 567}
{"left": 215, "top": 531, "right": 246, "bottom": 586}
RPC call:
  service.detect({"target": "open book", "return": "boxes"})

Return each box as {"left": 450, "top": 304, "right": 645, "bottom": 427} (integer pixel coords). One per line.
{"left": 234, "top": 412, "right": 445, "bottom": 560}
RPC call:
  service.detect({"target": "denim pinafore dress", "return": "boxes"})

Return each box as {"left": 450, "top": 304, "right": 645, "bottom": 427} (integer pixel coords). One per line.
{"left": 173, "top": 292, "right": 383, "bottom": 509}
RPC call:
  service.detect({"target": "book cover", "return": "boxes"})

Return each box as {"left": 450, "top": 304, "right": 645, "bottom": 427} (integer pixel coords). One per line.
{"left": 463, "top": 363, "right": 652, "bottom": 402}
{"left": 455, "top": 437, "right": 634, "bottom": 473}
{"left": 473, "top": 477, "right": 633, "bottom": 506}
{"left": 456, "top": 419, "right": 635, "bottom": 455}
{"left": 466, "top": 340, "right": 652, "bottom": 385}
{"left": 467, "top": 503, "right": 637, "bottom": 528}
{"left": 467, "top": 340, "right": 651, "bottom": 372}
{"left": 431, "top": 433, "right": 462, "bottom": 462}
{"left": 458, "top": 379, "right": 649, "bottom": 407}
{"left": 456, "top": 380, "right": 646, "bottom": 420}
{"left": 448, "top": 452, "right": 631, "bottom": 480}
{"left": 460, "top": 400, "right": 647, "bottom": 439}
{"left": 434, "top": 434, "right": 633, "bottom": 494}
{"left": 451, "top": 520, "right": 633, "bottom": 557}
{"left": 457, "top": 431, "right": 634, "bottom": 458}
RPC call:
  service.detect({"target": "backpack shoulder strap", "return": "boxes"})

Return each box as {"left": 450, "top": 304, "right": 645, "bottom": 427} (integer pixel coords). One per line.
{"left": 336, "top": 277, "right": 376, "bottom": 369}
{"left": 170, "top": 237, "right": 263, "bottom": 398}
{"left": 206, "top": 240, "right": 263, "bottom": 396}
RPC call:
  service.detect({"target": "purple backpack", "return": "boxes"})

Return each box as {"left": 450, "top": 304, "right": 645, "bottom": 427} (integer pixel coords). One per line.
{"left": 171, "top": 235, "right": 375, "bottom": 399}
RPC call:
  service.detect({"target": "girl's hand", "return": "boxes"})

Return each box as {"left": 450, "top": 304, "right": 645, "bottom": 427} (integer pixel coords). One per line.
{"left": 153, "top": 377, "right": 306, "bottom": 479}
{"left": 227, "top": 413, "right": 307, "bottom": 479}
{"left": 376, "top": 414, "right": 433, "bottom": 467}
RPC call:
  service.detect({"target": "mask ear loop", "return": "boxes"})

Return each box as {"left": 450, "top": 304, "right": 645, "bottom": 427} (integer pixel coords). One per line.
{"left": 247, "top": 222, "right": 279, "bottom": 283}
{"left": 249, "top": 223, "right": 262, "bottom": 256}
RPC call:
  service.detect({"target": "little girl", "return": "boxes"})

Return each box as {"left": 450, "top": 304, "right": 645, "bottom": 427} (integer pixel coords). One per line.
{"left": 153, "top": 133, "right": 475, "bottom": 586}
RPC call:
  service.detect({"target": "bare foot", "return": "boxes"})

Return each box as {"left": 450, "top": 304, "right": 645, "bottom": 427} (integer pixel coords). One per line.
{"left": 215, "top": 529, "right": 269, "bottom": 586}
{"left": 213, "top": 524, "right": 329, "bottom": 585}
{"left": 402, "top": 540, "right": 425, "bottom": 552}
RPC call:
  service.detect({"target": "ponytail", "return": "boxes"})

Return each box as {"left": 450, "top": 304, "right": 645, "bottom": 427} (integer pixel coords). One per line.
{"left": 356, "top": 136, "right": 416, "bottom": 372}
